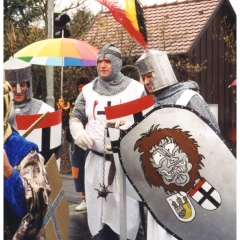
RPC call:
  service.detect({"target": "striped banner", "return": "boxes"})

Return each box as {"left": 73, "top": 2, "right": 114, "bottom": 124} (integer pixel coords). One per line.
{"left": 104, "top": 94, "right": 154, "bottom": 121}
{"left": 16, "top": 109, "right": 62, "bottom": 169}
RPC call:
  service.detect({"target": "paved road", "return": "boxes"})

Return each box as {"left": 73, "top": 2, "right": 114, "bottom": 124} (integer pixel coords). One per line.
{"left": 61, "top": 174, "right": 147, "bottom": 240}
{"left": 61, "top": 174, "right": 93, "bottom": 240}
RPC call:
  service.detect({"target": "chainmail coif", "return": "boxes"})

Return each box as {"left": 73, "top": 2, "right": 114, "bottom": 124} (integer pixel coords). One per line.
{"left": 92, "top": 44, "right": 132, "bottom": 96}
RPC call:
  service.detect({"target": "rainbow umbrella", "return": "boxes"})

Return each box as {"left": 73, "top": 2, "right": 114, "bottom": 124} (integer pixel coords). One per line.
{"left": 14, "top": 38, "right": 98, "bottom": 96}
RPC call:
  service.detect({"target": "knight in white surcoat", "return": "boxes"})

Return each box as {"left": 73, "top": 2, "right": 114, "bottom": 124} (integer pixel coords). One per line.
{"left": 70, "top": 44, "right": 146, "bottom": 239}
{"left": 3, "top": 58, "right": 59, "bottom": 168}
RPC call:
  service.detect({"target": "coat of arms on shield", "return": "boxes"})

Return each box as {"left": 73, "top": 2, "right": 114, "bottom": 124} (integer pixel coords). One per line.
{"left": 105, "top": 96, "right": 236, "bottom": 240}
{"left": 166, "top": 192, "right": 195, "bottom": 222}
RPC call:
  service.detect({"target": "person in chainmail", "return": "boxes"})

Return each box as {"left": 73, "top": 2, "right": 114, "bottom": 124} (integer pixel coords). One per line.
{"left": 4, "top": 79, "right": 51, "bottom": 240}
{"left": 3, "top": 58, "right": 64, "bottom": 168}
{"left": 3, "top": 58, "right": 54, "bottom": 116}
{"left": 135, "top": 49, "right": 220, "bottom": 240}
{"left": 70, "top": 44, "right": 146, "bottom": 240}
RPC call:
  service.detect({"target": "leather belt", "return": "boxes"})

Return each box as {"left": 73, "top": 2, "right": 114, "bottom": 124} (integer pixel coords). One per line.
{"left": 90, "top": 149, "right": 112, "bottom": 160}
{"left": 90, "top": 149, "right": 116, "bottom": 185}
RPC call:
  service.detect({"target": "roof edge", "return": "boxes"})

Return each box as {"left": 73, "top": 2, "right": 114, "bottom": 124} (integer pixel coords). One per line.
{"left": 143, "top": 0, "right": 219, "bottom": 8}
{"left": 224, "top": 0, "right": 236, "bottom": 16}
{"left": 93, "top": 0, "right": 219, "bottom": 13}
{"left": 187, "top": 0, "right": 225, "bottom": 54}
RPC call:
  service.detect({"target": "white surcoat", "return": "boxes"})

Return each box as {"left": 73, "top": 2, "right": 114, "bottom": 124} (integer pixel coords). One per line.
{"left": 83, "top": 81, "right": 145, "bottom": 239}
{"left": 38, "top": 102, "right": 55, "bottom": 114}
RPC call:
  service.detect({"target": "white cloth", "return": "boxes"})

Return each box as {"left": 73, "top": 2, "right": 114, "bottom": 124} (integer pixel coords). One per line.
{"left": 38, "top": 102, "right": 54, "bottom": 113}
{"left": 38, "top": 103, "right": 62, "bottom": 171}
{"left": 83, "top": 81, "right": 145, "bottom": 239}
{"left": 147, "top": 212, "right": 176, "bottom": 240}
{"left": 175, "top": 89, "right": 203, "bottom": 106}
{"left": 147, "top": 89, "right": 199, "bottom": 240}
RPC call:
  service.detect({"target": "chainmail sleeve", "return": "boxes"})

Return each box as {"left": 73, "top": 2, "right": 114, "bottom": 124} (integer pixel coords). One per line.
{"left": 69, "top": 92, "right": 88, "bottom": 125}
{"left": 187, "top": 95, "right": 220, "bottom": 133}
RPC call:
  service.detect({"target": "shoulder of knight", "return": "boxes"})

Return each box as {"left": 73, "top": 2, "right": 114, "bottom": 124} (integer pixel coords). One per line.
{"left": 128, "top": 79, "right": 145, "bottom": 92}
{"left": 31, "top": 98, "right": 43, "bottom": 105}
{"left": 82, "top": 81, "right": 94, "bottom": 96}
{"left": 13, "top": 99, "right": 43, "bottom": 114}
{"left": 28, "top": 98, "right": 44, "bottom": 112}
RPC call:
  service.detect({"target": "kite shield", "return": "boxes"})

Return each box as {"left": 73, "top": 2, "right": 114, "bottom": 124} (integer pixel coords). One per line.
{"left": 117, "top": 105, "right": 236, "bottom": 240}
{"left": 44, "top": 154, "right": 69, "bottom": 239}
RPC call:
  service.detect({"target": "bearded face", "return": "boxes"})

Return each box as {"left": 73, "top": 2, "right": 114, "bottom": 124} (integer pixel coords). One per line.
{"left": 149, "top": 136, "right": 192, "bottom": 187}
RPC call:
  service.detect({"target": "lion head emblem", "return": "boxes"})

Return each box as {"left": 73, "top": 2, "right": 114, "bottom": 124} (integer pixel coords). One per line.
{"left": 134, "top": 125, "right": 204, "bottom": 193}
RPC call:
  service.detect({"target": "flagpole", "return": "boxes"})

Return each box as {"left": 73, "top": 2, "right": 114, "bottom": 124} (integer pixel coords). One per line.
{"left": 61, "top": 61, "right": 63, "bottom": 98}
{"left": 119, "top": 166, "right": 127, "bottom": 239}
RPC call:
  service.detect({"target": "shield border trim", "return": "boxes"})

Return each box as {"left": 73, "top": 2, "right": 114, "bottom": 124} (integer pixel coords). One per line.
{"left": 111, "top": 104, "right": 235, "bottom": 239}
{"left": 120, "top": 104, "right": 235, "bottom": 156}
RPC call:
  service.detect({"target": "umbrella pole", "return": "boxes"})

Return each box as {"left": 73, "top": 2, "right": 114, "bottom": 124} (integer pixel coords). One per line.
{"left": 61, "top": 30, "right": 64, "bottom": 98}
{"left": 61, "top": 58, "right": 63, "bottom": 98}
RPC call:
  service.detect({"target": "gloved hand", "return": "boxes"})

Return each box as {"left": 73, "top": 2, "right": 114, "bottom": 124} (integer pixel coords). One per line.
{"left": 70, "top": 121, "right": 93, "bottom": 150}
{"left": 107, "top": 119, "right": 134, "bottom": 130}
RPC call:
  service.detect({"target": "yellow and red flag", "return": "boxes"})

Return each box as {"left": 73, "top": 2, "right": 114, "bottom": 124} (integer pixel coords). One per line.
{"left": 96, "top": 0, "right": 148, "bottom": 48}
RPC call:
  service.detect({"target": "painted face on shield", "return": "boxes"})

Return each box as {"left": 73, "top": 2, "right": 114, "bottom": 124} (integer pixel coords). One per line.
{"left": 149, "top": 136, "right": 192, "bottom": 187}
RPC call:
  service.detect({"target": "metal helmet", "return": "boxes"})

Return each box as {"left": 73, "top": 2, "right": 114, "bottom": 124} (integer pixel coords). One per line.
{"left": 3, "top": 58, "right": 33, "bottom": 100}
{"left": 135, "top": 49, "right": 178, "bottom": 93}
